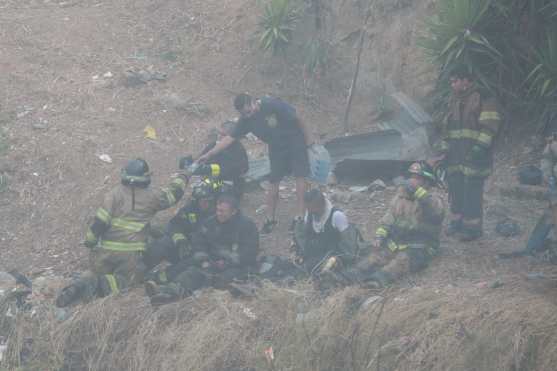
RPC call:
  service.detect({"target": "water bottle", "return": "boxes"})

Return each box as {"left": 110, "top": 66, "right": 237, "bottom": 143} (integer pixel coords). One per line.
{"left": 307, "top": 144, "right": 331, "bottom": 185}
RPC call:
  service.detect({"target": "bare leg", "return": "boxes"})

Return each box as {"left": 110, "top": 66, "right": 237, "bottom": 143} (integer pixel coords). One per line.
{"left": 295, "top": 177, "right": 307, "bottom": 218}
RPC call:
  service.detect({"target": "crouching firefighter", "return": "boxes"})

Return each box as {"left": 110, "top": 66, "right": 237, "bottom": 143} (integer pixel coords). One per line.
{"left": 56, "top": 159, "right": 188, "bottom": 307}
{"left": 292, "top": 189, "right": 366, "bottom": 290}
{"left": 180, "top": 120, "right": 249, "bottom": 200}
{"left": 354, "top": 162, "right": 445, "bottom": 287}
{"left": 146, "top": 194, "right": 259, "bottom": 305}
{"left": 143, "top": 179, "right": 218, "bottom": 284}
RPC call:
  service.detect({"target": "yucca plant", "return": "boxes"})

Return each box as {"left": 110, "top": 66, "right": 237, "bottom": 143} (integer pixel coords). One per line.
{"left": 524, "top": 25, "right": 557, "bottom": 127}
{"left": 418, "top": 0, "right": 506, "bottom": 94}
{"left": 258, "top": 0, "right": 299, "bottom": 55}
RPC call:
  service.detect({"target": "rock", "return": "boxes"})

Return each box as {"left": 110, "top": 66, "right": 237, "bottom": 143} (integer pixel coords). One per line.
{"left": 499, "top": 184, "right": 546, "bottom": 201}
{"left": 490, "top": 280, "right": 504, "bottom": 289}
{"left": 122, "top": 68, "right": 167, "bottom": 87}
{"left": 368, "top": 179, "right": 387, "bottom": 191}
{"left": 349, "top": 185, "right": 368, "bottom": 193}
{"left": 495, "top": 218, "right": 521, "bottom": 237}
{"left": 331, "top": 190, "right": 352, "bottom": 203}
{"left": 55, "top": 308, "right": 70, "bottom": 321}
{"left": 98, "top": 154, "right": 113, "bottom": 164}
{"left": 392, "top": 176, "right": 406, "bottom": 186}
{"left": 0, "top": 272, "right": 17, "bottom": 298}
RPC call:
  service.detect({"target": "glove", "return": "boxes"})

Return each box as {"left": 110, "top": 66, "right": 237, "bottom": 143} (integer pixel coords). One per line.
{"left": 84, "top": 239, "right": 97, "bottom": 249}
{"left": 178, "top": 155, "right": 194, "bottom": 170}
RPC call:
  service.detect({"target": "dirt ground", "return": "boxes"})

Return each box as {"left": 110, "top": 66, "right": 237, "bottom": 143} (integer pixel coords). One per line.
{"left": 1, "top": 2, "right": 557, "bottom": 368}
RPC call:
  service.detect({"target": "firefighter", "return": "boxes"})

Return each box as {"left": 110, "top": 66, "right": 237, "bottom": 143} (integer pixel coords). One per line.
{"left": 143, "top": 179, "right": 219, "bottom": 284}
{"left": 197, "top": 94, "right": 314, "bottom": 234}
{"left": 292, "top": 189, "right": 365, "bottom": 289}
{"left": 55, "top": 159, "right": 188, "bottom": 307}
{"left": 147, "top": 194, "right": 259, "bottom": 305}
{"left": 355, "top": 162, "right": 445, "bottom": 287}
{"left": 436, "top": 66, "right": 501, "bottom": 241}
{"left": 191, "top": 120, "right": 249, "bottom": 199}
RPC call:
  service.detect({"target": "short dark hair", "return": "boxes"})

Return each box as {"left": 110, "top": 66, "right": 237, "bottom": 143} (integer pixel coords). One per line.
{"left": 449, "top": 65, "right": 472, "bottom": 80}
{"left": 304, "top": 188, "right": 325, "bottom": 205}
{"left": 234, "top": 93, "right": 252, "bottom": 112}
{"left": 217, "top": 194, "right": 239, "bottom": 210}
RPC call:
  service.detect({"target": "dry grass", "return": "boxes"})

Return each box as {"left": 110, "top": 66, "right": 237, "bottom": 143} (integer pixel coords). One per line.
{"left": 2, "top": 280, "right": 557, "bottom": 371}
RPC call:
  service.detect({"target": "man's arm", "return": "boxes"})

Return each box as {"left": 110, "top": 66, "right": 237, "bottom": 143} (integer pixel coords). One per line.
{"left": 297, "top": 118, "right": 313, "bottom": 147}
{"left": 197, "top": 136, "right": 235, "bottom": 163}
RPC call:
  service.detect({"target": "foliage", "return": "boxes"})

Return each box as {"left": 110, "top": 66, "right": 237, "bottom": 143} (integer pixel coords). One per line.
{"left": 303, "top": 38, "right": 329, "bottom": 78}
{"left": 419, "top": 0, "right": 557, "bottom": 127}
{"left": 258, "top": 0, "right": 299, "bottom": 55}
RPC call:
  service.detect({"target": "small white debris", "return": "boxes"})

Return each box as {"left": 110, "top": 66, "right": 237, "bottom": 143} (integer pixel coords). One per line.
{"left": 98, "top": 154, "right": 113, "bottom": 163}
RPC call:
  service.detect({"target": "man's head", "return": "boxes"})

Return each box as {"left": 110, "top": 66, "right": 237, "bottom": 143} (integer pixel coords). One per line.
{"left": 449, "top": 66, "right": 473, "bottom": 94}
{"left": 216, "top": 194, "right": 239, "bottom": 223}
{"left": 304, "top": 188, "right": 326, "bottom": 218}
{"left": 192, "top": 181, "right": 216, "bottom": 212}
{"left": 406, "top": 161, "right": 436, "bottom": 189}
{"left": 233, "top": 93, "right": 258, "bottom": 118}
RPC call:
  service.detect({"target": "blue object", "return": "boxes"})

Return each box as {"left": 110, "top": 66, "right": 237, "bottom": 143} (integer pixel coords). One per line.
{"left": 308, "top": 144, "right": 331, "bottom": 184}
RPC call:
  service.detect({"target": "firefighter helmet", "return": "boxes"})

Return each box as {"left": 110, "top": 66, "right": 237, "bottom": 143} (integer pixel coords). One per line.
{"left": 191, "top": 179, "right": 216, "bottom": 200}
{"left": 121, "top": 158, "right": 151, "bottom": 187}
{"left": 407, "top": 161, "right": 437, "bottom": 183}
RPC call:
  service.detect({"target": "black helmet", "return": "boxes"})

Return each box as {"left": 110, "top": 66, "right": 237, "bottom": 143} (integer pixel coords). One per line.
{"left": 192, "top": 179, "right": 216, "bottom": 200}
{"left": 121, "top": 158, "right": 151, "bottom": 187}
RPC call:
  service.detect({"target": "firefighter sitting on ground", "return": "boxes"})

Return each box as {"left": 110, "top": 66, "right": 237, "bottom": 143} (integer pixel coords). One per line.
{"left": 180, "top": 120, "right": 249, "bottom": 200}
{"left": 146, "top": 194, "right": 259, "bottom": 305}
{"left": 355, "top": 162, "right": 445, "bottom": 287}
{"left": 292, "top": 189, "right": 365, "bottom": 289}
{"left": 56, "top": 159, "right": 188, "bottom": 307}
{"left": 143, "top": 178, "right": 219, "bottom": 284}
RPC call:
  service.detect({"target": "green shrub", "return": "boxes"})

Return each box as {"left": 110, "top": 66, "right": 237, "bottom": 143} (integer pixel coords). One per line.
{"left": 258, "top": 0, "right": 299, "bottom": 55}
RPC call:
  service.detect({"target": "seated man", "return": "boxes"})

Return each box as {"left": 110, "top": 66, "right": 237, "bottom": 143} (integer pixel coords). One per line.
{"left": 293, "top": 189, "right": 364, "bottom": 289}
{"left": 181, "top": 120, "right": 249, "bottom": 199}
{"left": 143, "top": 179, "right": 218, "bottom": 283}
{"left": 56, "top": 159, "right": 188, "bottom": 307}
{"left": 356, "top": 162, "right": 445, "bottom": 287}
{"left": 147, "top": 194, "right": 259, "bottom": 304}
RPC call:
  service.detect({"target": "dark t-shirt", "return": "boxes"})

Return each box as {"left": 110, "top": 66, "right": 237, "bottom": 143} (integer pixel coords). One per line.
{"left": 231, "top": 96, "right": 303, "bottom": 149}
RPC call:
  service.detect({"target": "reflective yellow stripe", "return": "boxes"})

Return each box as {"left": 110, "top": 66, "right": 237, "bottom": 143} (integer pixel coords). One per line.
{"left": 476, "top": 132, "right": 493, "bottom": 146}
{"left": 111, "top": 218, "right": 146, "bottom": 233}
{"left": 376, "top": 227, "right": 388, "bottom": 238}
{"left": 479, "top": 111, "right": 500, "bottom": 121}
{"left": 387, "top": 240, "right": 408, "bottom": 252}
{"left": 172, "top": 233, "right": 186, "bottom": 244}
{"left": 96, "top": 208, "right": 111, "bottom": 224}
{"left": 85, "top": 229, "right": 97, "bottom": 243}
{"left": 163, "top": 188, "right": 177, "bottom": 206}
{"left": 158, "top": 270, "right": 168, "bottom": 283}
{"left": 447, "top": 165, "right": 490, "bottom": 177}
{"left": 104, "top": 274, "right": 119, "bottom": 294}
{"left": 210, "top": 164, "right": 221, "bottom": 177}
{"left": 414, "top": 187, "right": 428, "bottom": 200}
{"left": 101, "top": 240, "right": 146, "bottom": 252}
{"left": 448, "top": 128, "right": 489, "bottom": 143}
{"left": 188, "top": 213, "right": 197, "bottom": 223}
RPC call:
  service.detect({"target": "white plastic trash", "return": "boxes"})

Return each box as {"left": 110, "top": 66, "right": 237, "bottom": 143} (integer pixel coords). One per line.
{"left": 308, "top": 144, "right": 331, "bottom": 185}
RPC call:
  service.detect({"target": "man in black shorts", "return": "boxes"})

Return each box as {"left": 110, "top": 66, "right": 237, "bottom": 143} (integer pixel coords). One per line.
{"left": 198, "top": 94, "right": 313, "bottom": 234}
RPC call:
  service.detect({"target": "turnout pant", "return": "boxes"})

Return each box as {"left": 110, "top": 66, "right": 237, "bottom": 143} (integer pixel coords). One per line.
{"left": 447, "top": 172, "right": 485, "bottom": 221}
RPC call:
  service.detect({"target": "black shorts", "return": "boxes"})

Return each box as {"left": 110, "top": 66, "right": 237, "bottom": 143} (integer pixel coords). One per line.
{"left": 268, "top": 137, "right": 310, "bottom": 183}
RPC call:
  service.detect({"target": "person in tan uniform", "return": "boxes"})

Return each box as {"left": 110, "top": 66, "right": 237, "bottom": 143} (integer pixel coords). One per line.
{"left": 56, "top": 158, "right": 188, "bottom": 307}
{"left": 436, "top": 67, "right": 501, "bottom": 240}
{"left": 354, "top": 162, "right": 445, "bottom": 287}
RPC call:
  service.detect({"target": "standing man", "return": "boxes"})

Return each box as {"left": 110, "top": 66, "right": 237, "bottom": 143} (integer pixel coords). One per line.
{"left": 437, "top": 67, "right": 501, "bottom": 241}
{"left": 56, "top": 159, "right": 188, "bottom": 307}
{"left": 198, "top": 94, "right": 313, "bottom": 234}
